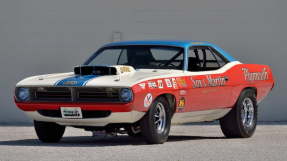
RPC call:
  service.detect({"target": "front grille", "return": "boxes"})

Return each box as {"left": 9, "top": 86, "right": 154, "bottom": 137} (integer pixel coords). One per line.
{"left": 34, "top": 87, "right": 71, "bottom": 102}
{"left": 78, "top": 88, "right": 120, "bottom": 102}
{"left": 29, "top": 87, "right": 121, "bottom": 102}
{"left": 37, "top": 110, "right": 111, "bottom": 118}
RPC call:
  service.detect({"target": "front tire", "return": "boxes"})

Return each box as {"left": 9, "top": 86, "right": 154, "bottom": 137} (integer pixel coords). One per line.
{"left": 140, "top": 97, "right": 172, "bottom": 144}
{"left": 220, "top": 89, "right": 257, "bottom": 138}
{"left": 34, "top": 120, "right": 66, "bottom": 143}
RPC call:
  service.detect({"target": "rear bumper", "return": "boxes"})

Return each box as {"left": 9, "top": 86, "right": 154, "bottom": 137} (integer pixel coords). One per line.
{"left": 25, "top": 111, "right": 145, "bottom": 127}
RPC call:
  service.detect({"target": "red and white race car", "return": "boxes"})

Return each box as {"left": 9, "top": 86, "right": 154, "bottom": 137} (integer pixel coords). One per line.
{"left": 14, "top": 40, "right": 274, "bottom": 144}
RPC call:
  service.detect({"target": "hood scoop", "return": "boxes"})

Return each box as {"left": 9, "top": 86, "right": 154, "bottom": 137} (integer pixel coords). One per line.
{"left": 74, "top": 65, "right": 135, "bottom": 76}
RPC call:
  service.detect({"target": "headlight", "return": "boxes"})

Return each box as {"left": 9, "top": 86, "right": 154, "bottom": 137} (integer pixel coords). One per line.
{"left": 16, "top": 88, "right": 30, "bottom": 102}
{"left": 119, "top": 88, "right": 133, "bottom": 102}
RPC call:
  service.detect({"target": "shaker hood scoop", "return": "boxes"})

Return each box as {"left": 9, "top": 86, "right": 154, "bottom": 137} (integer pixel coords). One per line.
{"left": 74, "top": 65, "right": 136, "bottom": 76}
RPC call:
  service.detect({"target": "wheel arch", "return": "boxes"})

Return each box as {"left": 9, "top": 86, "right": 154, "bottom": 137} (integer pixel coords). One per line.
{"left": 230, "top": 86, "right": 258, "bottom": 109}
{"left": 241, "top": 87, "right": 257, "bottom": 97}
{"left": 155, "top": 93, "right": 176, "bottom": 116}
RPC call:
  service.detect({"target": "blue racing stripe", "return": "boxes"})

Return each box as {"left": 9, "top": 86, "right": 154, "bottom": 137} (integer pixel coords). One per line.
{"left": 55, "top": 75, "right": 98, "bottom": 86}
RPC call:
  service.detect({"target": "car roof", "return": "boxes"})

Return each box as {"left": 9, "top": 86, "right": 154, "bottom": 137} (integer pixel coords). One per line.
{"left": 103, "top": 40, "right": 236, "bottom": 61}
{"left": 104, "top": 40, "right": 194, "bottom": 48}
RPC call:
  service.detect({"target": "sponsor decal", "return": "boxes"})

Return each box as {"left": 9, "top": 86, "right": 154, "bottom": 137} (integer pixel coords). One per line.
{"left": 63, "top": 81, "right": 77, "bottom": 86}
{"left": 165, "top": 79, "right": 173, "bottom": 88}
{"left": 242, "top": 68, "right": 268, "bottom": 81}
{"left": 138, "top": 83, "right": 146, "bottom": 89}
{"left": 148, "top": 81, "right": 157, "bottom": 88}
{"left": 191, "top": 75, "right": 227, "bottom": 88}
{"left": 179, "top": 90, "right": 187, "bottom": 96}
{"left": 119, "top": 66, "right": 131, "bottom": 73}
{"left": 144, "top": 93, "right": 153, "bottom": 108}
{"left": 191, "top": 78, "right": 204, "bottom": 88}
{"left": 55, "top": 75, "right": 98, "bottom": 87}
{"left": 171, "top": 78, "right": 178, "bottom": 89}
{"left": 176, "top": 78, "right": 187, "bottom": 88}
{"left": 206, "top": 75, "right": 226, "bottom": 87}
{"left": 157, "top": 80, "right": 164, "bottom": 89}
{"left": 177, "top": 97, "right": 185, "bottom": 112}
{"left": 178, "top": 97, "right": 185, "bottom": 107}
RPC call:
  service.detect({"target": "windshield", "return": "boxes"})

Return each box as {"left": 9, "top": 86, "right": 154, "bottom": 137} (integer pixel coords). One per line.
{"left": 84, "top": 45, "right": 184, "bottom": 70}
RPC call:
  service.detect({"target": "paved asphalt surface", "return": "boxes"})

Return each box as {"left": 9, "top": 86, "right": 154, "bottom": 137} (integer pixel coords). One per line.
{"left": 0, "top": 124, "right": 286, "bottom": 161}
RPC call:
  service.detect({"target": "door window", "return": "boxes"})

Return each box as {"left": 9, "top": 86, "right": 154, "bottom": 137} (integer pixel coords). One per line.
{"left": 188, "top": 47, "right": 228, "bottom": 71}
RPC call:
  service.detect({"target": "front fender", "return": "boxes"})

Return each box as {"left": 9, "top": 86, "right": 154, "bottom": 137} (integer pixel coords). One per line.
{"left": 131, "top": 79, "right": 181, "bottom": 112}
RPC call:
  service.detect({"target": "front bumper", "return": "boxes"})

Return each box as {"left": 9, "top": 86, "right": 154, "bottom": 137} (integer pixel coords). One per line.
{"left": 15, "top": 102, "right": 145, "bottom": 126}
{"left": 16, "top": 102, "right": 133, "bottom": 112}
{"left": 25, "top": 111, "right": 145, "bottom": 127}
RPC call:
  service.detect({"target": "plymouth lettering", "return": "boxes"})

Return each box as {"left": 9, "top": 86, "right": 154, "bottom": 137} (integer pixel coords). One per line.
{"left": 242, "top": 68, "right": 268, "bottom": 81}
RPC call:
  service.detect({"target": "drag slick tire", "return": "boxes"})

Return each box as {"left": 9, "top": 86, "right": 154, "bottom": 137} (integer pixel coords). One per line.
{"left": 34, "top": 120, "right": 66, "bottom": 143}
{"left": 220, "top": 89, "right": 258, "bottom": 138}
{"left": 140, "top": 96, "right": 172, "bottom": 144}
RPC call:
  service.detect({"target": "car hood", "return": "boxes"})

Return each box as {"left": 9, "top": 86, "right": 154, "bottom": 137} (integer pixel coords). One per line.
{"left": 16, "top": 67, "right": 184, "bottom": 88}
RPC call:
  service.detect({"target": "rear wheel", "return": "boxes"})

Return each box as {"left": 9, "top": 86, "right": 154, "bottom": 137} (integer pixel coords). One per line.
{"left": 34, "top": 120, "right": 65, "bottom": 143}
{"left": 220, "top": 89, "right": 257, "bottom": 138}
{"left": 140, "top": 96, "right": 172, "bottom": 144}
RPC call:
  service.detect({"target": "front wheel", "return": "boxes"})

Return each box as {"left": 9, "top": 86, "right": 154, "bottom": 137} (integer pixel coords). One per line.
{"left": 34, "top": 120, "right": 66, "bottom": 143}
{"left": 140, "top": 96, "right": 172, "bottom": 144}
{"left": 220, "top": 89, "right": 258, "bottom": 138}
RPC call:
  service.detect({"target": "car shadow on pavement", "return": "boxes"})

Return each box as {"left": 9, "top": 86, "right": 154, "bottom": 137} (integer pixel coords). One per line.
{"left": 0, "top": 135, "right": 225, "bottom": 147}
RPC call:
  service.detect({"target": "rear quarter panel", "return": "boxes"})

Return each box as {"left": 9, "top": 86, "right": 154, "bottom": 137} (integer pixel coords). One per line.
{"left": 226, "top": 64, "right": 274, "bottom": 106}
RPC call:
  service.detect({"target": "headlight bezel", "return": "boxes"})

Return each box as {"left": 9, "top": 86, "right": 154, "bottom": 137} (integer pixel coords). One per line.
{"left": 119, "top": 88, "right": 133, "bottom": 103}
{"left": 15, "top": 87, "right": 31, "bottom": 102}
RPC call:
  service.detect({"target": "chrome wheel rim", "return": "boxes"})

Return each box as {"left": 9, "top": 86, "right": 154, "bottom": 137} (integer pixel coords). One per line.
{"left": 241, "top": 97, "right": 255, "bottom": 128}
{"left": 154, "top": 102, "right": 166, "bottom": 133}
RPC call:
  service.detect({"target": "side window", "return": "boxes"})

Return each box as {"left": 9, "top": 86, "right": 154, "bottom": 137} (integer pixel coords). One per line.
{"left": 204, "top": 49, "right": 221, "bottom": 68}
{"left": 204, "top": 48, "right": 227, "bottom": 68}
{"left": 209, "top": 48, "right": 227, "bottom": 67}
{"left": 188, "top": 49, "right": 204, "bottom": 71}
{"left": 150, "top": 48, "right": 183, "bottom": 61}
{"left": 150, "top": 47, "right": 183, "bottom": 68}
{"left": 188, "top": 47, "right": 227, "bottom": 71}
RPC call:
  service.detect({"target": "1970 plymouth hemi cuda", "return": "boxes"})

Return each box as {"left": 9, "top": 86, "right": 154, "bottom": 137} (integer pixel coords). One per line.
{"left": 14, "top": 40, "right": 274, "bottom": 144}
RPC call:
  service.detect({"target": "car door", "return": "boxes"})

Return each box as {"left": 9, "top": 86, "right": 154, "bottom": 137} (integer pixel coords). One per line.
{"left": 187, "top": 46, "right": 232, "bottom": 111}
